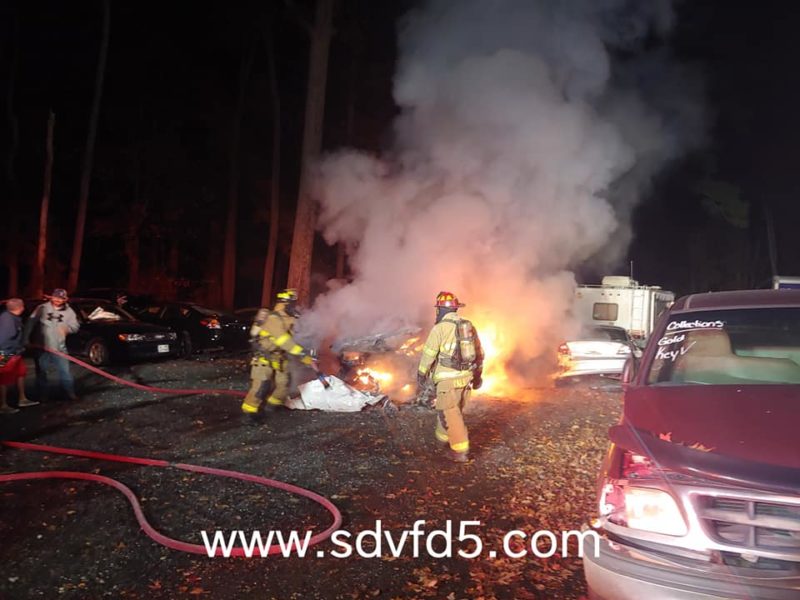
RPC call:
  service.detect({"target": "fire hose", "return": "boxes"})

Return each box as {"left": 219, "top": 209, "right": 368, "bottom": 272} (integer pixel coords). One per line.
{"left": 0, "top": 347, "right": 342, "bottom": 556}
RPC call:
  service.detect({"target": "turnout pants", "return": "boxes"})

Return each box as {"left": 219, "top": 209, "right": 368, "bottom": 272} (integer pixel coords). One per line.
{"left": 241, "top": 361, "right": 290, "bottom": 413}
{"left": 433, "top": 379, "right": 471, "bottom": 454}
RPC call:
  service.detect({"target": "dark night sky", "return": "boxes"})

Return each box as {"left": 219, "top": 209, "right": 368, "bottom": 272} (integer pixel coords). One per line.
{"left": 2, "top": 0, "right": 799, "bottom": 303}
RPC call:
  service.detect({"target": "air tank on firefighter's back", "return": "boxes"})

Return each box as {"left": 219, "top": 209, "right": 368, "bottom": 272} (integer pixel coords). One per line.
{"left": 457, "top": 320, "right": 477, "bottom": 364}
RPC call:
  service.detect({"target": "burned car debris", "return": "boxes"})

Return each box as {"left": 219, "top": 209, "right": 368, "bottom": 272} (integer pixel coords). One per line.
{"left": 331, "top": 327, "right": 426, "bottom": 404}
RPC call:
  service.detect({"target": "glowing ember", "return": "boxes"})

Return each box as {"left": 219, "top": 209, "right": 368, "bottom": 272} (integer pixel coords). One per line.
{"left": 357, "top": 367, "right": 393, "bottom": 384}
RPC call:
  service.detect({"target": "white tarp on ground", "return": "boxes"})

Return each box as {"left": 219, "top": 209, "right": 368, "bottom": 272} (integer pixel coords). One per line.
{"left": 288, "top": 375, "right": 386, "bottom": 412}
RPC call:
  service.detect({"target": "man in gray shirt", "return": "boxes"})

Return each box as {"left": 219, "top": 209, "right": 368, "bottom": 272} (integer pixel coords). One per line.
{"left": 24, "top": 288, "right": 80, "bottom": 401}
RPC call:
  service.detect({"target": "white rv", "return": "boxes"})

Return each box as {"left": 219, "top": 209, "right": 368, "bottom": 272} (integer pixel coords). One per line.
{"left": 772, "top": 276, "right": 800, "bottom": 290}
{"left": 573, "top": 276, "right": 675, "bottom": 340}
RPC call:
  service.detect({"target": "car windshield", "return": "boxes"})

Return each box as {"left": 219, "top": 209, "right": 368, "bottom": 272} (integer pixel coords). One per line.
{"left": 587, "top": 327, "right": 628, "bottom": 343}
{"left": 77, "top": 303, "right": 135, "bottom": 322}
{"left": 191, "top": 305, "right": 233, "bottom": 318}
{"left": 647, "top": 307, "right": 800, "bottom": 385}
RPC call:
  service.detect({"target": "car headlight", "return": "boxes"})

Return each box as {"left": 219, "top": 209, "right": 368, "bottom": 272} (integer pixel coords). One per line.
{"left": 118, "top": 333, "right": 145, "bottom": 342}
{"left": 624, "top": 488, "right": 688, "bottom": 535}
{"left": 601, "top": 484, "right": 688, "bottom": 536}
{"left": 168, "top": 332, "right": 178, "bottom": 340}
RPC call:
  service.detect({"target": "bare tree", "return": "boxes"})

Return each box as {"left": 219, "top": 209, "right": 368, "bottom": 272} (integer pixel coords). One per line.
{"left": 68, "top": 0, "right": 110, "bottom": 292}
{"left": 763, "top": 202, "right": 778, "bottom": 279}
{"left": 260, "top": 23, "right": 282, "bottom": 306}
{"left": 222, "top": 36, "right": 255, "bottom": 310}
{"left": 4, "top": 14, "right": 20, "bottom": 296}
{"left": 32, "top": 111, "right": 56, "bottom": 298}
{"left": 286, "top": 0, "right": 335, "bottom": 305}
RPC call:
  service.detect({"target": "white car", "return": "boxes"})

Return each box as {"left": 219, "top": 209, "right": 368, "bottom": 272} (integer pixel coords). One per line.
{"left": 556, "top": 325, "right": 640, "bottom": 379}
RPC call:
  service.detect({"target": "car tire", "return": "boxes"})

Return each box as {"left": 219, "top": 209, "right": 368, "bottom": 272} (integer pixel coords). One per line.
{"left": 86, "top": 338, "right": 110, "bottom": 366}
{"left": 179, "top": 331, "right": 193, "bottom": 358}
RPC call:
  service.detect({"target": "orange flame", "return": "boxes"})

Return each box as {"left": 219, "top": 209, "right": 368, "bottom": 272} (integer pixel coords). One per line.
{"left": 468, "top": 318, "right": 513, "bottom": 396}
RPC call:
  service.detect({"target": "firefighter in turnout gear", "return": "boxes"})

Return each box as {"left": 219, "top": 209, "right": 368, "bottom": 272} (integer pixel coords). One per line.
{"left": 417, "top": 291, "right": 484, "bottom": 462}
{"left": 241, "top": 289, "right": 314, "bottom": 416}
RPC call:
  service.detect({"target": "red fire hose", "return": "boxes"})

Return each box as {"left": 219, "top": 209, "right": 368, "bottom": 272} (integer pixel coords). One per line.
{"left": 39, "top": 346, "right": 249, "bottom": 398}
{"left": 0, "top": 348, "right": 342, "bottom": 556}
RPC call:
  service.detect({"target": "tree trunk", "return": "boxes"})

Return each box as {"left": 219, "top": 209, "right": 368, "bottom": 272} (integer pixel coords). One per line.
{"left": 222, "top": 39, "right": 255, "bottom": 310}
{"left": 763, "top": 202, "right": 778, "bottom": 278}
{"left": 261, "top": 25, "right": 282, "bottom": 307}
{"left": 335, "top": 39, "right": 358, "bottom": 281}
{"left": 286, "top": 0, "right": 334, "bottom": 305}
{"left": 5, "top": 15, "right": 20, "bottom": 297}
{"left": 33, "top": 111, "right": 55, "bottom": 298}
{"left": 68, "top": 0, "right": 110, "bottom": 292}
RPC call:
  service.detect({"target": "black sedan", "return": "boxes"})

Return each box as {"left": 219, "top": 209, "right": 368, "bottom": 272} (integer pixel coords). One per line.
{"left": 66, "top": 298, "right": 179, "bottom": 366}
{"left": 135, "top": 302, "right": 250, "bottom": 356}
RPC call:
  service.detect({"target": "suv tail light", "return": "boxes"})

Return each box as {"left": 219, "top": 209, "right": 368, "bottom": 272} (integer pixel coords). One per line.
{"left": 200, "top": 318, "right": 221, "bottom": 329}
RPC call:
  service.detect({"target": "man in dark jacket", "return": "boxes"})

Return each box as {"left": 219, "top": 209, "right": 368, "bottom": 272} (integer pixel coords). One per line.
{"left": 0, "top": 298, "right": 38, "bottom": 413}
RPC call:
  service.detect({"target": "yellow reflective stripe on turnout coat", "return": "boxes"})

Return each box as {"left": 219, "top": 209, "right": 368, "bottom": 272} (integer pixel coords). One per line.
{"left": 417, "top": 312, "right": 473, "bottom": 387}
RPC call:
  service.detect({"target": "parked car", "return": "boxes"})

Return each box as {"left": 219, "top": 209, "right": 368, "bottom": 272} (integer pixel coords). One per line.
{"left": 584, "top": 289, "right": 800, "bottom": 600}
{"left": 135, "top": 302, "right": 249, "bottom": 356}
{"left": 556, "top": 325, "right": 640, "bottom": 380}
{"left": 73, "top": 288, "right": 156, "bottom": 314}
{"left": 64, "top": 298, "right": 179, "bottom": 366}
{"left": 233, "top": 307, "right": 260, "bottom": 326}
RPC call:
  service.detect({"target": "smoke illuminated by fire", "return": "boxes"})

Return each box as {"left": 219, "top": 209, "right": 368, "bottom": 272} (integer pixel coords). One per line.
{"left": 301, "top": 0, "right": 704, "bottom": 397}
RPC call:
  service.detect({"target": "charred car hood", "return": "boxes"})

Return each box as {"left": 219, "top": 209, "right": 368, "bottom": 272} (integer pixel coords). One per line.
{"left": 610, "top": 385, "right": 800, "bottom": 493}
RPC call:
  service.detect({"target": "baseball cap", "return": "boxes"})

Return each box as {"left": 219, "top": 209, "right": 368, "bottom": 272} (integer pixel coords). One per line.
{"left": 51, "top": 288, "right": 69, "bottom": 299}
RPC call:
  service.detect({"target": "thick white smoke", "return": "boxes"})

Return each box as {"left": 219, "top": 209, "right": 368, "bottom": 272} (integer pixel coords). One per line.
{"left": 302, "top": 0, "right": 703, "bottom": 387}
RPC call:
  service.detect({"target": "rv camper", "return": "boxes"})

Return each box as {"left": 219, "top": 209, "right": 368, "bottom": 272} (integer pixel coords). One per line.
{"left": 772, "top": 276, "right": 800, "bottom": 290}
{"left": 574, "top": 276, "right": 675, "bottom": 340}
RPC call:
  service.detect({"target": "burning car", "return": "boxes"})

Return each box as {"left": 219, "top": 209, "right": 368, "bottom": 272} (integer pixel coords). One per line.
{"left": 584, "top": 289, "right": 800, "bottom": 599}
{"left": 332, "top": 328, "right": 423, "bottom": 402}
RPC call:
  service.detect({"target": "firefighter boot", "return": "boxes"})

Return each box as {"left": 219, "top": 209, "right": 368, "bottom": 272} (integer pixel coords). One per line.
{"left": 447, "top": 448, "right": 470, "bottom": 463}
{"left": 264, "top": 368, "right": 291, "bottom": 410}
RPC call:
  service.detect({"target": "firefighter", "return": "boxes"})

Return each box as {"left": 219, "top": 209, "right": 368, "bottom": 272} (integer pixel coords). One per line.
{"left": 417, "top": 291, "right": 484, "bottom": 462}
{"left": 241, "top": 289, "right": 315, "bottom": 417}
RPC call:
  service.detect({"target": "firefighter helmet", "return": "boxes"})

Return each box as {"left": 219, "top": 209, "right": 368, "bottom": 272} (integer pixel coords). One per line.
{"left": 276, "top": 288, "right": 300, "bottom": 317}
{"left": 276, "top": 289, "right": 298, "bottom": 303}
{"left": 434, "top": 291, "right": 464, "bottom": 308}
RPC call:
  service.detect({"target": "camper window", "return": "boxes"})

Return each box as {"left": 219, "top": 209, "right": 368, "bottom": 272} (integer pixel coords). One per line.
{"left": 593, "top": 303, "right": 618, "bottom": 321}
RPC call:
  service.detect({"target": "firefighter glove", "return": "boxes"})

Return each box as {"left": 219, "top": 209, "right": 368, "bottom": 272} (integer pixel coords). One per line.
{"left": 300, "top": 354, "right": 314, "bottom": 366}
{"left": 472, "top": 371, "right": 483, "bottom": 390}
{"left": 417, "top": 372, "right": 427, "bottom": 388}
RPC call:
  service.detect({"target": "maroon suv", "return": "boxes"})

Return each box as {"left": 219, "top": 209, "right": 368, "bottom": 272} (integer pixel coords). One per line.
{"left": 584, "top": 289, "right": 800, "bottom": 600}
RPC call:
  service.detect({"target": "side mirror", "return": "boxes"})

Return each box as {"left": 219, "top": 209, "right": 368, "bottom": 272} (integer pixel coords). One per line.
{"left": 621, "top": 355, "right": 637, "bottom": 386}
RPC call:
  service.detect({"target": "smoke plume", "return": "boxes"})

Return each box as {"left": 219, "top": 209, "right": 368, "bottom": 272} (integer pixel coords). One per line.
{"left": 302, "top": 0, "right": 704, "bottom": 388}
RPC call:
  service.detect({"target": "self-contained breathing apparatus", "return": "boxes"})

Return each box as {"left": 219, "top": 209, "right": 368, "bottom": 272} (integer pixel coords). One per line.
{"left": 437, "top": 318, "right": 480, "bottom": 371}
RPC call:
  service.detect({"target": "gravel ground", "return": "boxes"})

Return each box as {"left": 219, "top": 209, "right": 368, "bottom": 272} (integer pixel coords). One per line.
{"left": 0, "top": 356, "right": 622, "bottom": 599}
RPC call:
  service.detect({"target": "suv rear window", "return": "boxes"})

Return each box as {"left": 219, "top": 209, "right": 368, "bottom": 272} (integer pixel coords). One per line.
{"left": 648, "top": 308, "right": 800, "bottom": 385}
{"left": 588, "top": 327, "right": 627, "bottom": 343}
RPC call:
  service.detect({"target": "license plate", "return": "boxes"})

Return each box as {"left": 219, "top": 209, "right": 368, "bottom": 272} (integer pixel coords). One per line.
{"left": 157, "top": 344, "right": 170, "bottom": 353}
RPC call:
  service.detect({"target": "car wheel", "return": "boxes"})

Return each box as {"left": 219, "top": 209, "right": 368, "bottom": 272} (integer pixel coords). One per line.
{"left": 179, "top": 331, "right": 193, "bottom": 358}
{"left": 87, "top": 338, "right": 110, "bottom": 366}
